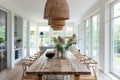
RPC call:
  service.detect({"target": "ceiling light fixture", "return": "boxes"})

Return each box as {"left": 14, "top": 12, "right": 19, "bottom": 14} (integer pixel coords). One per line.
{"left": 44, "top": 0, "right": 70, "bottom": 20}
{"left": 44, "top": 0, "right": 70, "bottom": 30}
{"left": 48, "top": 20, "right": 65, "bottom": 26}
{"left": 52, "top": 26, "right": 63, "bottom": 30}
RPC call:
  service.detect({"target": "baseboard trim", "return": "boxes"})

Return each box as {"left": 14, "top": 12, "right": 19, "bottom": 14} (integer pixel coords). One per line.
{"left": 98, "top": 67, "right": 104, "bottom": 73}
{"left": 105, "top": 72, "right": 120, "bottom": 80}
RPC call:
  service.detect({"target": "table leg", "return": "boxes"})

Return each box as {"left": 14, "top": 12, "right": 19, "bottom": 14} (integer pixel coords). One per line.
{"left": 38, "top": 75, "right": 44, "bottom": 80}
{"left": 75, "top": 75, "right": 80, "bottom": 80}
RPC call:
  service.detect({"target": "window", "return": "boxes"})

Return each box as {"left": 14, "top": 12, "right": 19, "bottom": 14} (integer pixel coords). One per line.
{"left": 53, "top": 30, "right": 63, "bottom": 37}
{"left": 39, "top": 27, "right": 50, "bottom": 46}
{"left": 85, "top": 19, "right": 91, "bottom": 57}
{"left": 65, "top": 27, "right": 73, "bottom": 38}
{"left": 30, "top": 23, "right": 36, "bottom": 55}
{"left": 53, "top": 27, "right": 73, "bottom": 38}
{"left": 0, "top": 9, "right": 7, "bottom": 71}
{"left": 111, "top": 1, "right": 120, "bottom": 77}
{"left": 84, "top": 12, "right": 100, "bottom": 61}
{"left": 92, "top": 14, "right": 100, "bottom": 61}
{"left": 23, "top": 20, "right": 27, "bottom": 57}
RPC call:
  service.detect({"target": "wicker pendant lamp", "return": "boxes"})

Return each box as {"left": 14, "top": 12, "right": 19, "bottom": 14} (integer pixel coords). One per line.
{"left": 51, "top": 25, "right": 63, "bottom": 28}
{"left": 53, "top": 28, "right": 63, "bottom": 30}
{"left": 52, "top": 26, "right": 63, "bottom": 30}
{"left": 51, "top": 25, "right": 63, "bottom": 30}
{"left": 48, "top": 20, "right": 65, "bottom": 26}
{"left": 44, "top": 0, "right": 52, "bottom": 19}
{"left": 44, "top": 0, "right": 70, "bottom": 20}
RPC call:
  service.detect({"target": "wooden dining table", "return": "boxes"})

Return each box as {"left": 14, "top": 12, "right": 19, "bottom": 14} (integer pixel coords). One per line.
{"left": 26, "top": 49, "right": 91, "bottom": 80}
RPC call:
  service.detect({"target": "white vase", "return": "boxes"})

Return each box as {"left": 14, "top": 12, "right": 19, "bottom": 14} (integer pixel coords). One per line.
{"left": 57, "top": 51, "right": 61, "bottom": 58}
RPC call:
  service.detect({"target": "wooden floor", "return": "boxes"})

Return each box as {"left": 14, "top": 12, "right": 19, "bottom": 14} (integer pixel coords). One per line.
{"left": 0, "top": 64, "right": 112, "bottom": 80}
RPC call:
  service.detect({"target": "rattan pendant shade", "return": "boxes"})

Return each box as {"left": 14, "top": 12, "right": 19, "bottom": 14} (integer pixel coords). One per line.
{"left": 53, "top": 28, "right": 63, "bottom": 30}
{"left": 48, "top": 20, "right": 65, "bottom": 26}
{"left": 44, "top": 0, "right": 70, "bottom": 20}
{"left": 51, "top": 25, "right": 63, "bottom": 28}
{"left": 52, "top": 26, "right": 63, "bottom": 30}
{"left": 44, "top": 0, "right": 52, "bottom": 19}
{"left": 51, "top": 25, "right": 63, "bottom": 30}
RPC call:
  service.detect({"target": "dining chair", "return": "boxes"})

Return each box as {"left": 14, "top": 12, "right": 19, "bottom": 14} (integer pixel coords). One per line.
{"left": 79, "top": 65, "right": 97, "bottom": 80}
{"left": 21, "top": 61, "right": 38, "bottom": 80}
{"left": 81, "top": 58, "right": 98, "bottom": 71}
{"left": 78, "top": 56, "right": 97, "bottom": 80}
{"left": 71, "top": 64, "right": 97, "bottom": 80}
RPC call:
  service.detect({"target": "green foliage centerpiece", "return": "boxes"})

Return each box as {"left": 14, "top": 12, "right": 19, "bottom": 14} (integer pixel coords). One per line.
{"left": 53, "top": 34, "right": 76, "bottom": 58}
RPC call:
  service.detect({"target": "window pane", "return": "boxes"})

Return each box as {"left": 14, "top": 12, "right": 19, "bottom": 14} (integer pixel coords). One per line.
{"left": 112, "top": 2, "right": 120, "bottom": 18}
{"left": 65, "top": 27, "right": 73, "bottom": 38}
{"left": 85, "top": 19, "right": 90, "bottom": 56}
{"left": 23, "top": 20, "right": 27, "bottom": 57}
{"left": 39, "top": 27, "right": 50, "bottom": 46}
{"left": 53, "top": 30, "right": 63, "bottom": 37}
{"left": 0, "top": 9, "right": 7, "bottom": 71}
{"left": 112, "top": 17, "right": 120, "bottom": 75}
{"left": 92, "top": 14, "right": 99, "bottom": 61}
{"left": 39, "top": 27, "right": 50, "bottom": 31}
{"left": 30, "top": 24, "right": 36, "bottom": 55}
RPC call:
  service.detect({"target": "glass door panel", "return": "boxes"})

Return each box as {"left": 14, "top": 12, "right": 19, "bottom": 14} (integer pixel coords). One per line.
{"left": 112, "top": 17, "right": 120, "bottom": 76}
{"left": 23, "top": 20, "right": 27, "bottom": 57}
{"left": 111, "top": 1, "right": 120, "bottom": 77}
{"left": 0, "top": 9, "right": 7, "bottom": 71}
{"left": 30, "top": 24, "right": 36, "bottom": 56}
{"left": 85, "top": 19, "right": 91, "bottom": 57}
{"left": 92, "top": 14, "right": 99, "bottom": 61}
{"left": 39, "top": 27, "right": 50, "bottom": 46}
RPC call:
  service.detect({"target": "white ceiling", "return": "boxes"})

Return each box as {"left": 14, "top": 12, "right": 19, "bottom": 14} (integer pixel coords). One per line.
{"left": 6, "top": 0, "right": 98, "bottom": 22}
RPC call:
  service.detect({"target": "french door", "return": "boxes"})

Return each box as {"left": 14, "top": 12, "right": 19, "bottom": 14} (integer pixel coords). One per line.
{"left": 111, "top": 1, "right": 120, "bottom": 77}
{"left": 0, "top": 9, "right": 7, "bottom": 71}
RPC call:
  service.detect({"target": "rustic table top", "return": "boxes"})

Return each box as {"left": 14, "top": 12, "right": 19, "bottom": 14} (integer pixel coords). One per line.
{"left": 26, "top": 49, "right": 90, "bottom": 76}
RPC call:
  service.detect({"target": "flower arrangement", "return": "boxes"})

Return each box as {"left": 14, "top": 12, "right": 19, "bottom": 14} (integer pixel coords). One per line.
{"left": 53, "top": 34, "right": 76, "bottom": 55}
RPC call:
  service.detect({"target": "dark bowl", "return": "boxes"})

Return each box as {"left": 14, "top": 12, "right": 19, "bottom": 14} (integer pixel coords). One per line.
{"left": 46, "top": 53, "right": 55, "bottom": 58}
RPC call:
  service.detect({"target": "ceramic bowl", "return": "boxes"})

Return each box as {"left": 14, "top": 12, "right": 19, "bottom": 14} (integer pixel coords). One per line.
{"left": 46, "top": 53, "right": 55, "bottom": 58}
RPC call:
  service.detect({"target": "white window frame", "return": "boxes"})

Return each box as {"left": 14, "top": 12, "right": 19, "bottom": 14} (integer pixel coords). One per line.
{"left": 91, "top": 13, "right": 100, "bottom": 61}
{"left": 84, "top": 19, "right": 91, "bottom": 57}
{"left": 84, "top": 11, "right": 100, "bottom": 62}
{"left": 110, "top": 0, "right": 120, "bottom": 78}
